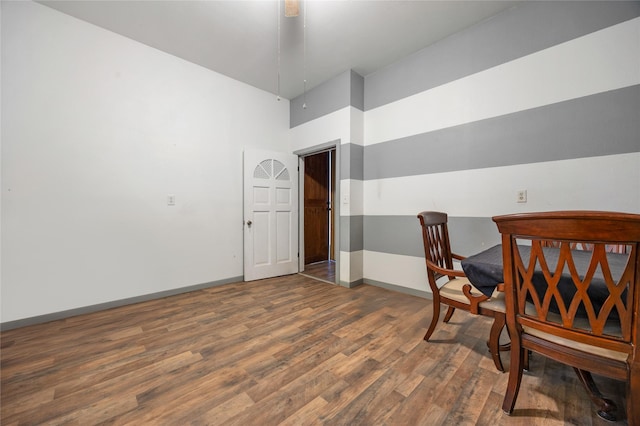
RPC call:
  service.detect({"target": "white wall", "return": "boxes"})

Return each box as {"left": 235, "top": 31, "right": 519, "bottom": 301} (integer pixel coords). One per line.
{"left": 1, "top": 1, "right": 289, "bottom": 323}
{"left": 288, "top": 107, "right": 351, "bottom": 153}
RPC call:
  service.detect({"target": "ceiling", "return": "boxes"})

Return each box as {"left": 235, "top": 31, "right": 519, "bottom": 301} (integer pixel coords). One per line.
{"left": 39, "top": 0, "right": 521, "bottom": 100}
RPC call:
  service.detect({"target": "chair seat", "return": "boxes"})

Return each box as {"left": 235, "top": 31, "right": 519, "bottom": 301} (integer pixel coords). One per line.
{"left": 524, "top": 326, "right": 628, "bottom": 362}
{"left": 440, "top": 278, "right": 506, "bottom": 312}
{"left": 523, "top": 303, "right": 627, "bottom": 362}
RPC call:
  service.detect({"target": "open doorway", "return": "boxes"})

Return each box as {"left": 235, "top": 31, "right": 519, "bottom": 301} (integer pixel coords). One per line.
{"left": 302, "top": 148, "right": 336, "bottom": 283}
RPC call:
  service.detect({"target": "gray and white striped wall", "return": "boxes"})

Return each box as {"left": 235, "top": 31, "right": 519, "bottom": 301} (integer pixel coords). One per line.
{"left": 289, "top": 1, "right": 640, "bottom": 297}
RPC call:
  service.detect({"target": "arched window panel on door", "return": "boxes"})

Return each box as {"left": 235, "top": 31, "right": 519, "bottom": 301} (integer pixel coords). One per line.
{"left": 254, "top": 159, "right": 290, "bottom": 181}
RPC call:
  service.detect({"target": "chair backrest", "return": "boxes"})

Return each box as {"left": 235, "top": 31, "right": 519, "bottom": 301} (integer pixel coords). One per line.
{"left": 541, "top": 240, "right": 629, "bottom": 254}
{"left": 417, "top": 211, "right": 455, "bottom": 286}
{"left": 493, "top": 211, "right": 640, "bottom": 358}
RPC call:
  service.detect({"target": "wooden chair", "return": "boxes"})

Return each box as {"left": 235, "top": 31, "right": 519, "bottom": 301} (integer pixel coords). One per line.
{"left": 494, "top": 211, "right": 640, "bottom": 424}
{"left": 418, "top": 211, "right": 507, "bottom": 372}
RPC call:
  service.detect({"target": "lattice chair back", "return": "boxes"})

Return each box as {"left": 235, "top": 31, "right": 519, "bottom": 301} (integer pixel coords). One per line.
{"left": 494, "top": 211, "right": 640, "bottom": 424}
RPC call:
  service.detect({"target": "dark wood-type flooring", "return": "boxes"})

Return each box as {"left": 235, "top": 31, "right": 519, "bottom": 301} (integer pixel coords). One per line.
{"left": 0, "top": 274, "right": 627, "bottom": 425}
{"left": 303, "top": 260, "right": 336, "bottom": 284}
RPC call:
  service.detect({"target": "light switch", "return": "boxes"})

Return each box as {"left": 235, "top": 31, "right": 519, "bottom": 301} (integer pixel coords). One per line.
{"left": 167, "top": 194, "right": 176, "bottom": 206}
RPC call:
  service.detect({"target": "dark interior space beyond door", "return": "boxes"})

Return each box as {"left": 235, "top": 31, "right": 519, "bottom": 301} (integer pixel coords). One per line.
{"left": 304, "top": 150, "right": 335, "bottom": 268}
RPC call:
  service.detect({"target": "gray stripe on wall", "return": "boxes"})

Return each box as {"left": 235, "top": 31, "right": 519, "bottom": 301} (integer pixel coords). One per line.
{"left": 350, "top": 70, "right": 364, "bottom": 111}
{"left": 365, "top": 1, "right": 640, "bottom": 111}
{"left": 341, "top": 143, "right": 364, "bottom": 181}
{"left": 447, "top": 216, "right": 502, "bottom": 257}
{"left": 291, "top": 70, "right": 351, "bottom": 128}
{"left": 291, "top": 70, "right": 365, "bottom": 128}
{"left": 340, "top": 215, "right": 363, "bottom": 252}
{"left": 364, "top": 85, "right": 640, "bottom": 180}
{"left": 363, "top": 215, "right": 499, "bottom": 258}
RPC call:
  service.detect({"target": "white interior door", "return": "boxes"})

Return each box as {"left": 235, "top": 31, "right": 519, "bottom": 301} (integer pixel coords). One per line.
{"left": 244, "top": 149, "right": 299, "bottom": 281}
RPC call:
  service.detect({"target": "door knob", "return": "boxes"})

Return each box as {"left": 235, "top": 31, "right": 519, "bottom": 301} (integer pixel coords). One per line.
{"left": 247, "top": 220, "right": 252, "bottom": 227}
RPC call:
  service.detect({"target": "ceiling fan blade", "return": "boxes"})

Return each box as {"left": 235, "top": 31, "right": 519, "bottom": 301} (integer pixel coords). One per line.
{"left": 284, "top": 0, "right": 299, "bottom": 18}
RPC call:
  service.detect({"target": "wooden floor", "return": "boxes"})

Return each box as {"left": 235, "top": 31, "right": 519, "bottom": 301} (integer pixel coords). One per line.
{"left": 0, "top": 275, "right": 626, "bottom": 425}
{"left": 302, "top": 260, "right": 336, "bottom": 283}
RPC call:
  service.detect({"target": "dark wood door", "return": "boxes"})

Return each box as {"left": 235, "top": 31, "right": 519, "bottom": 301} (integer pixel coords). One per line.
{"left": 304, "top": 152, "right": 330, "bottom": 264}
{"left": 329, "top": 149, "right": 336, "bottom": 261}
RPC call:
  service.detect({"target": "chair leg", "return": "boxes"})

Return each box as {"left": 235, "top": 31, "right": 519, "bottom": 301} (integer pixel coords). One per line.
{"left": 502, "top": 337, "right": 524, "bottom": 414}
{"left": 423, "top": 302, "right": 441, "bottom": 341}
{"left": 628, "top": 362, "right": 640, "bottom": 426}
{"left": 443, "top": 306, "right": 455, "bottom": 323}
{"left": 488, "top": 313, "right": 505, "bottom": 372}
{"left": 573, "top": 368, "right": 617, "bottom": 422}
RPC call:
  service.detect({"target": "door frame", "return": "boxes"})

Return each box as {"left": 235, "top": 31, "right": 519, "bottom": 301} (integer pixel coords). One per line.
{"left": 294, "top": 140, "right": 340, "bottom": 285}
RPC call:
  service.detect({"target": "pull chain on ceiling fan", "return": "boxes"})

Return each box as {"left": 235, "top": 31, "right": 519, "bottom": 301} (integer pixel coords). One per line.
{"left": 277, "top": 0, "right": 306, "bottom": 108}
